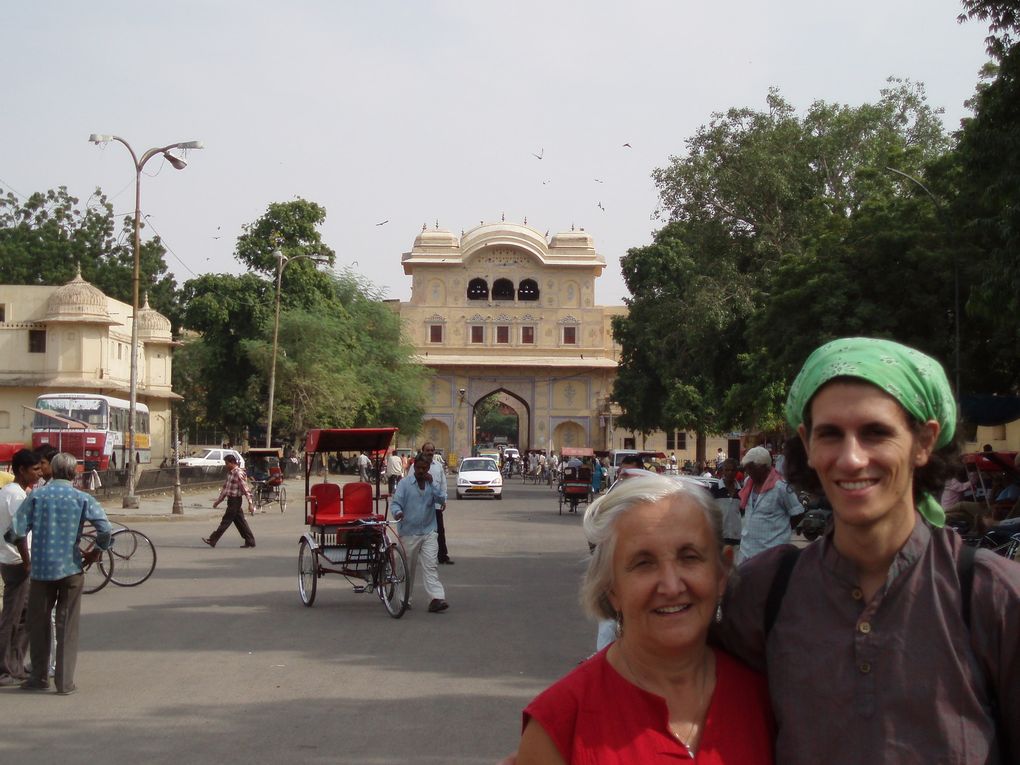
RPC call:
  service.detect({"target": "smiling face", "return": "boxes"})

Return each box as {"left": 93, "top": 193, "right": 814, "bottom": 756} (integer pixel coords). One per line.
{"left": 607, "top": 497, "right": 729, "bottom": 656}
{"left": 798, "top": 381, "right": 938, "bottom": 533}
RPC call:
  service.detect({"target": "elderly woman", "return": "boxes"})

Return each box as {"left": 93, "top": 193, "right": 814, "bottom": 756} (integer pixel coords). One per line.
{"left": 715, "top": 337, "right": 1020, "bottom": 763}
{"left": 518, "top": 474, "right": 774, "bottom": 764}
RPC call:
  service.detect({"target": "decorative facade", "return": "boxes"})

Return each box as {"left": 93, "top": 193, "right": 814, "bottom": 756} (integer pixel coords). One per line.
{"left": 0, "top": 271, "right": 178, "bottom": 460}
{"left": 395, "top": 221, "right": 738, "bottom": 462}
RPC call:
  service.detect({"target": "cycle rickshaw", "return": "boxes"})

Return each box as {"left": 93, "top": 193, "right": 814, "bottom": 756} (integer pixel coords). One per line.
{"left": 298, "top": 427, "right": 410, "bottom": 617}
{"left": 245, "top": 447, "right": 287, "bottom": 513}
{"left": 558, "top": 446, "right": 594, "bottom": 515}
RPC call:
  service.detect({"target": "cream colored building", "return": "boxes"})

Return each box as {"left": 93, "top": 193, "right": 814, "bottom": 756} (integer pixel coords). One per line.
{"left": 0, "top": 271, "right": 178, "bottom": 461}
{"left": 396, "top": 222, "right": 737, "bottom": 463}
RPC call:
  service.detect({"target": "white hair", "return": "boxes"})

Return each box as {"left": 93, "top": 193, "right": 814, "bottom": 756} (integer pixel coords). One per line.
{"left": 579, "top": 473, "right": 723, "bottom": 621}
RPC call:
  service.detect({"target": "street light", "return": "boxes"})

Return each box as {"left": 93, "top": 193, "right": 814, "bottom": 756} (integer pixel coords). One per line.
{"left": 884, "top": 166, "right": 961, "bottom": 400}
{"left": 266, "top": 249, "right": 327, "bottom": 447}
{"left": 89, "top": 134, "right": 203, "bottom": 508}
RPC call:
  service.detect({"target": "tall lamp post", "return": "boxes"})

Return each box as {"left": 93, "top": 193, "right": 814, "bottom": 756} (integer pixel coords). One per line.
{"left": 266, "top": 249, "right": 327, "bottom": 448}
{"left": 884, "top": 166, "right": 961, "bottom": 400}
{"left": 89, "top": 134, "right": 203, "bottom": 508}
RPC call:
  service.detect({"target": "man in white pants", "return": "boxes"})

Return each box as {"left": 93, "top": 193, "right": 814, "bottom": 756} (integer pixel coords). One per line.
{"left": 391, "top": 454, "right": 448, "bottom": 613}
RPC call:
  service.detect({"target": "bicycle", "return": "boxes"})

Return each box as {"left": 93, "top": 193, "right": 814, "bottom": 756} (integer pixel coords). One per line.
{"left": 78, "top": 531, "right": 114, "bottom": 594}
{"left": 252, "top": 479, "right": 287, "bottom": 513}
{"left": 81, "top": 521, "right": 157, "bottom": 591}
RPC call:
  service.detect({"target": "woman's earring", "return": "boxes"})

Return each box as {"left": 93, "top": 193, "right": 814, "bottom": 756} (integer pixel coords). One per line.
{"left": 715, "top": 600, "right": 723, "bottom": 624}
{"left": 615, "top": 612, "right": 623, "bottom": 638}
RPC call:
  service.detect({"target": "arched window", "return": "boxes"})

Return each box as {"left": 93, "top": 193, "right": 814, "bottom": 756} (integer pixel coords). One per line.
{"left": 467, "top": 278, "right": 489, "bottom": 301}
{"left": 492, "top": 278, "right": 514, "bottom": 301}
{"left": 518, "top": 279, "right": 540, "bottom": 301}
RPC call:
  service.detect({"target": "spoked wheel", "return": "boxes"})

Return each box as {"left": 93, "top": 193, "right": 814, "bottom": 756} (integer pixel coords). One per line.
{"left": 278, "top": 485, "right": 287, "bottom": 513}
{"left": 298, "top": 538, "right": 318, "bottom": 606}
{"left": 108, "top": 529, "right": 157, "bottom": 586}
{"left": 79, "top": 533, "right": 114, "bottom": 594}
{"left": 376, "top": 542, "right": 409, "bottom": 618}
{"left": 558, "top": 493, "right": 564, "bottom": 515}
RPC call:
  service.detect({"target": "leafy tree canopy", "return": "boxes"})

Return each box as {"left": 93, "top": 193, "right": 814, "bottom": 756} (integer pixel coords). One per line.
{"left": 616, "top": 82, "right": 965, "bottom": 449}
{"left": 0, "top": 186, "right": 181, "bottom": 327}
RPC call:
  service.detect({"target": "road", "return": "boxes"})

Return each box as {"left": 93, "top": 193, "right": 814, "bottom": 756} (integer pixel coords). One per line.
{"left": 1, "top": 476, "right": 594, "bottom": 765}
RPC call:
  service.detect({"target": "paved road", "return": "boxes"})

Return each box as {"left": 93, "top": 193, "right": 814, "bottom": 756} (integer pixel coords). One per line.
{"left": 2, "top": 476, "right": 595, "bottom": 765}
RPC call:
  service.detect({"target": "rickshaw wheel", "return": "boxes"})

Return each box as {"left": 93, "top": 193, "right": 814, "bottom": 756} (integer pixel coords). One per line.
{"left": 377, "top": 542, "right": 409, "bottom": 618}
{"left": 278, "top": 486, "right": 287, "bottom": 513}
{"left": 558, "top": 493, "right": 564, "bottom": 515}
{"left": 298, "top": 539, "right": 317, "bottom": 606}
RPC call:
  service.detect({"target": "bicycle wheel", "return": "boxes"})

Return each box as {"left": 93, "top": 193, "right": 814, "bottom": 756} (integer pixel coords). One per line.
{"left": 277, "top": 485, "right": 287, "bottom": 513}
{"left": 79, "top": 533, "right": 114, "bottom": 594}
{"left": 108, "top": 529, "right": 157, "bottom": 586}
{"left": 376, "top": 541, "right": 409, "bottom": 618}
{"left": 298, "top": 538, "right": 317, "bottom": 606}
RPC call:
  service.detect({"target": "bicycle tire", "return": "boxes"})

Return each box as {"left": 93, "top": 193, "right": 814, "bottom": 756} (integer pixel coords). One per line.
{"left": 377, "top": 542, "right": 409, "bottom": 618}
{"left": 298, "top": 538, "right": 317, "bottom": 606}
{"left": 108, "top": 529, "right": 157, "bottom": 586}
{"left": 79, "top": 533, "right": 114, "bottom": 594}
{"left": 278, "top": 485, "right": 287, "bottom": 513}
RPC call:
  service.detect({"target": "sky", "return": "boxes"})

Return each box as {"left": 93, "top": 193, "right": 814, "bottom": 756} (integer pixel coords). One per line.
{"left": 1, "top": 1, "right": 993, "bottom": 307}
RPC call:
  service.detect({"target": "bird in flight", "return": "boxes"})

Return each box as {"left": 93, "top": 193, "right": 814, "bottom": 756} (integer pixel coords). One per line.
{"left": 532, "top": 148, "right": 544, "bottom": 160}
{"left": 622, "top": 143, "right": 632, "bottom": 148}
{"left": 597, "top": 201, "right": 605, "bottom": 212}
{"left": 542, "top": 179, "right": 551, "bottom": 185}
{"left": 594, "top": 178, "right": 604, "bottom": 183}
{"left": 376, "top": 220, "right": 389, "bottom": 226}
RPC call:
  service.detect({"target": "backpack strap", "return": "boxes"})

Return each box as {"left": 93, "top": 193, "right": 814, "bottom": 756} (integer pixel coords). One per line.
{"left": 954, "top": 534, "right": 1009, "bottom": 761}
{"left": 764, "top": 545, "right": 801, "bottom": 639}
{"left": 957, "top": 539, "right": 976, "bottom": 630}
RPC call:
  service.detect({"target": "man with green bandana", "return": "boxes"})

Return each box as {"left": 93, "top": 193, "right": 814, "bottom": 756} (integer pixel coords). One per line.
{"left": 714, "top": 337, "right": 1020, "bottom": 764}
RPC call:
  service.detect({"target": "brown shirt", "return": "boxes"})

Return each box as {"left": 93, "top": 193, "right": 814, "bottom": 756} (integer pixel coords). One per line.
{"left": 715, "top": 517, "right": 1020, "bottom": 764}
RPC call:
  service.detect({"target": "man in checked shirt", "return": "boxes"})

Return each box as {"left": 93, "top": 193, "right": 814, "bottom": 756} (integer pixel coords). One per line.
{"left": 203, "top": 454, "right": 256, "bottom": 548}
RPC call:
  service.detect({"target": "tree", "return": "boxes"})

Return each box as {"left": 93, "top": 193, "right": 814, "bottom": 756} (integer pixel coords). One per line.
{"left": 176, "top": 201, "right": 430, "bottom": 444}
{"left": 614, "top": 83, "right": 955, "bottom": 442}
{"left": 0, "top": 187, "right": 181, "bottom": 327}
{"left": 178, "top": 273, "right": 274, "bottom": 439}
{"left": 234, "top": 198, "right": 337, "bottom": 312}
{"left": 949, "top": 41, "right": 1020, "bottom": 392}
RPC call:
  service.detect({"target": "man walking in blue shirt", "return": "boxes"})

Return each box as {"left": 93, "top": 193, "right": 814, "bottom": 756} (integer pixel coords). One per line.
{"left": 391, "top": 453, "right": 448, "bottom": 613}
{"left": 12, "top": 453, "right": 112, "bottom": 694}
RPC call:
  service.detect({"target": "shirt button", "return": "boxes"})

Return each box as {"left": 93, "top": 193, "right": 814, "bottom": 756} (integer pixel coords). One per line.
{"left": 858, "top": 621, "right": 872, "bottom": 634}
{"left": 859, "top": 662, "right": 871, "bottom": 674}
{"left": 851, "top": 588, "right": 863, "bottom": 600}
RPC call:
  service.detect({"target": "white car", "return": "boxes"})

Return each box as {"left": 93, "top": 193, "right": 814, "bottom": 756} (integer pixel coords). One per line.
{"left": 178, "top": 448, "right": 245, "bottom": 469}
{"left": 455, "top": 457, "right": 503, "bottom": 500}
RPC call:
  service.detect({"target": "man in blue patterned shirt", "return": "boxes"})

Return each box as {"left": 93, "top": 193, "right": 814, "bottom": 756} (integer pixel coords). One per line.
{"left": 12, "top": 452, "right": 111, "bottom": 694}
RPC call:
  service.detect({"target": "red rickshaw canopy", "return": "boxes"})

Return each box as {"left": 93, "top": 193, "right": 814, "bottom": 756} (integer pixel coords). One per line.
{"left": 304, "top": 428, "right": 398, "bottom": 455}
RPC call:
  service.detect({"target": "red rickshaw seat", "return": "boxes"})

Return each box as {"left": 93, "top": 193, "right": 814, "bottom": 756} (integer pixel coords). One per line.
{"left": 308, "top": 483, "right": 343, "bottom": 526}
{"left": 342, "top": 481, "right": 383, "bottom": 522}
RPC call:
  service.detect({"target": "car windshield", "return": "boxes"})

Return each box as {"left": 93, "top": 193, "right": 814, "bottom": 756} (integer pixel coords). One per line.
{"left": 461, "top": 459, "right": 496, "bottom": 473}
{"left": 199, "top": 450, "right": 218, "bottom": 459}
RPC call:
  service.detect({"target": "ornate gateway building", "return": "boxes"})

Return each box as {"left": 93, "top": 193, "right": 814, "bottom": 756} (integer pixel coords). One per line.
{"left": 397, "top": 221, "right": 634, "bottom": 460}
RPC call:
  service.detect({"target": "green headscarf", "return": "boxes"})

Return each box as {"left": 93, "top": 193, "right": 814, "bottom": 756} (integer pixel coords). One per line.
{"left": 785, "top": 337, "right": 956, "bottom": 527}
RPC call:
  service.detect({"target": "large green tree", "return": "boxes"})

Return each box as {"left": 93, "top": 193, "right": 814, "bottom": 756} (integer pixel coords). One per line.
{"left": 175, "top": 202, "right": 429, "bottom": 444}
{"left": 0, "top": 187, "right": 180, "bottom": 326}
{"left": 615, "top": 82, "right": 956, "bottom": 447}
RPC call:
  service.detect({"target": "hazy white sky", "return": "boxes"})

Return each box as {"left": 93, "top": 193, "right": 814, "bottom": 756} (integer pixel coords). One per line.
{"left": 2, "top": 1, "right": 991, "bottom": 306}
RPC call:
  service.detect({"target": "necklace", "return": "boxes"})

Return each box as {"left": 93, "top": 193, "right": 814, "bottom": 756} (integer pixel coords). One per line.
{"left": 617, "top": 646, "right": 707, "bottom": 757}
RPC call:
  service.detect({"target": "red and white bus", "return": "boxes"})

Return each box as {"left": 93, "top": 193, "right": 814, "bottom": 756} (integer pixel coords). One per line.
{"left": 30, "top": 393, "right": 151, "bottom": 470}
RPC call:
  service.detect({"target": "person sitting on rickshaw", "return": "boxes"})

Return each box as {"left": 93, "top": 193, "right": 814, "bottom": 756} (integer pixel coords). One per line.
{"left": 251, "top": 458, "right": 270, "bottom": 484}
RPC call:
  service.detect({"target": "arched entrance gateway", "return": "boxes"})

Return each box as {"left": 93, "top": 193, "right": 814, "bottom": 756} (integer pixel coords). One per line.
{"left": 395, "top": 221, "right": 739, "bottom": 464}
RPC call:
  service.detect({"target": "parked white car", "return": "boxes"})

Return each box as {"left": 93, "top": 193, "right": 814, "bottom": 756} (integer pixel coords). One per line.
{"left": 455, "top": 457, "right": 503, "bottom": 500}
{"left": 178, "top": 448, "right": 245, "bottom": 469}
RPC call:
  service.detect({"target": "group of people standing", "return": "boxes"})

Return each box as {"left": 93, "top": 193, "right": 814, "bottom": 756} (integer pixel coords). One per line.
{"left": 508, "top": 337, "right": 1019, "bottom": 764}
{"left": 0, "top": 447, "right": 112, "bottom": 695}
